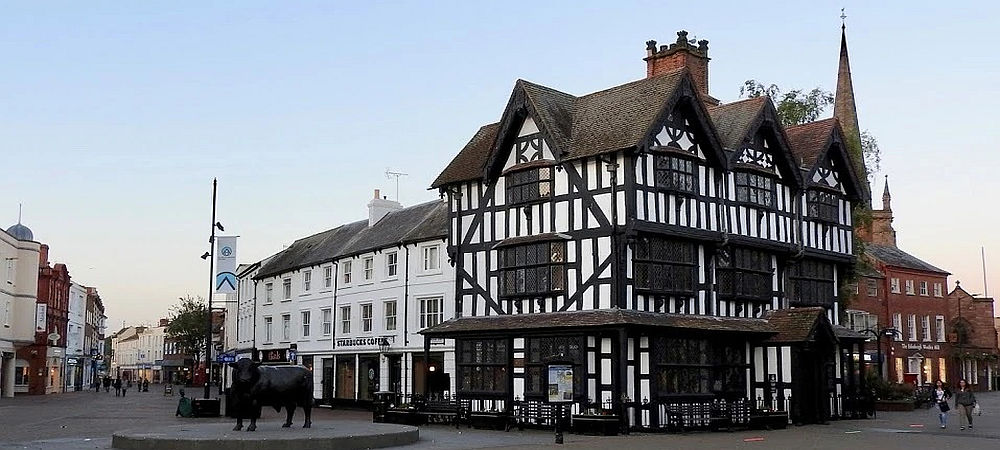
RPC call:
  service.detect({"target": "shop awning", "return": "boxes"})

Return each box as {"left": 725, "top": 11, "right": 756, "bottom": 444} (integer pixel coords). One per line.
{"left": 420, "top": 308, "right": 775, "bottom": 337}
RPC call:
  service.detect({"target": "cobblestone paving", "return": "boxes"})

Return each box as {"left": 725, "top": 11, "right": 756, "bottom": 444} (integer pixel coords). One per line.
{"left": 2, "top": 388, "right": 999, "bottom": 449}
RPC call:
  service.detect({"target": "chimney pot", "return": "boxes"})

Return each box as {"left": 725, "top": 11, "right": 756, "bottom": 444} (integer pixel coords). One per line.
{"left": 644, "top": 30, "right": 711, "bottom": 97}
{"left": 645, "top": 40, "right": 658, "bottom": 56}
{"left": 373, "top": 189, "right": 380, "bottom": 200}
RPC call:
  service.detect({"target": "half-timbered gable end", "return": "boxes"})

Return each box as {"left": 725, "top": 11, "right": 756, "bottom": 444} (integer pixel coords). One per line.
{"left": 425, "top": 30, "right": 872, "bottom": 430}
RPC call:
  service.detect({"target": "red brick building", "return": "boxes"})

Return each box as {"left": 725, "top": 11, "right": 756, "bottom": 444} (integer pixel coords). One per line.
{"left": 15, "top": 244, "right": 72, "bottom": 394}
{"left": 849, "top": 182, "right": 952, "bottom": 385}
{"left": 948, "top": 284, "right": 997, "bottom": 390}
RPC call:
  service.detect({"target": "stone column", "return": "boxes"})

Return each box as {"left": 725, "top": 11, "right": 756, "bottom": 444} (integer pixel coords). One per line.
{"left": 2, "top": 353, "right": 15, "bottom": 397}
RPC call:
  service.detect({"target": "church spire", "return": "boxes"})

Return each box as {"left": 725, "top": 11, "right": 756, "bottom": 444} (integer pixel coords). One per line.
{"left": 834, "top": 16, "right": 870, "bottom": 203}
{"left": 882, "top": 175, "right": 891, "bottom": 211}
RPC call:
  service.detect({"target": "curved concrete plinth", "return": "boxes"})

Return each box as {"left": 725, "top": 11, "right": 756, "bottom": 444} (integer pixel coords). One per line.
{"left": 112, "top": 421, "right": 418, "bottom": 450}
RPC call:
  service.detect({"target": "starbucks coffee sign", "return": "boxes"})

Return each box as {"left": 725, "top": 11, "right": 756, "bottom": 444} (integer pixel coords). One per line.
{"left": 335, "top": 336, "right": 395, "bottom": 348}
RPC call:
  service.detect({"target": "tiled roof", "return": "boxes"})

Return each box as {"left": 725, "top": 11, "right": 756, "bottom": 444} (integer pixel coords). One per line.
{"left": 433, "top": 69, "right": 695, "bottom": 187}
{"left": 785, "top": 118, "right": 837, "bottom": 169}
{"left": 763, "top": 307, "right": 829, "bottom": 343}
{"left": 708, "top": 96, "right": 768, "bottom": 150}
{"left": 255, "top": 200, "right": 447, "bottom": 280}
{"left": 432, "top": 123, "right": 500, "bottom": 189}
{"left": 866, "top": 243, "right": 950, "bottom": 275}
{"left": 420, "top": 309, "right": 773, "bottom": 336}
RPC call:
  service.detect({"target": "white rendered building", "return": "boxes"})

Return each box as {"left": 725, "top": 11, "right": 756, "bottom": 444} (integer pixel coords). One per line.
{"left": 251, "top": 192, "right": 455, "bottom": 404}
{"left": 66, "top": 282, "right": 87, "bottom": 389}
{"left": 0, "top": 224, "right": 41, "bottom": 397}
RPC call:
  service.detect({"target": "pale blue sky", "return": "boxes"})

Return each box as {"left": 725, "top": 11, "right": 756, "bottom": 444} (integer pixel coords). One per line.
{"left": 3, "top": 1, "right": 998, "bottom": 328}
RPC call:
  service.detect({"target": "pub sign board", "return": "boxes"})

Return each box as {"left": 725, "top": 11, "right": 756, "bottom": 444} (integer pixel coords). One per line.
{"left": 257, "top": 348, "right": 295, "bottom": 364}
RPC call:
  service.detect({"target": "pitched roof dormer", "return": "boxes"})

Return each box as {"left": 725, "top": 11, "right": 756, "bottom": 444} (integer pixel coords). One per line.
{"left": 708, "top": 96, "right": 804, "bottom": 189}
{"left": 785, "top": 118, "right": 865, "bottom": 202}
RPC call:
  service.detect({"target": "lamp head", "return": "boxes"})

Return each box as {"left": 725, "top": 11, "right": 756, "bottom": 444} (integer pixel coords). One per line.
{"left": 200, "top": 252, "right": 211, "bottom": 260}
{"left": 215, "top": 222, "right": 224, "bottom": 232}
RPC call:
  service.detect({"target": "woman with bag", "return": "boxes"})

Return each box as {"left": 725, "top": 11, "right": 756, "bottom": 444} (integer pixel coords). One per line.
{"left": 934, "top": 380, "right": 952, "bottom": 428}
{"left": 954, "top": 379, "right": 977, "bottom": 430}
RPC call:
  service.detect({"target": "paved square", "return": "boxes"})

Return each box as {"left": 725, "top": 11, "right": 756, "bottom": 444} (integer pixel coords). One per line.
{"left": 2, "top": 389, "right": 1000, "bottom": 449}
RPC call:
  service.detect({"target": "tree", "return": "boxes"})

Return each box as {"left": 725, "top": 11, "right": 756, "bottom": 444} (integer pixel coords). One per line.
{"left": 165, "top": 295, "right": 209, "bottom": 363}
{"left": 739, "top": 80, "right": 881, "bottom": 178}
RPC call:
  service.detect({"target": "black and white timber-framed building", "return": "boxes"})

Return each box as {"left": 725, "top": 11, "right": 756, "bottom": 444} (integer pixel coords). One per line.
{"left": 422, "top": 29, "right": 872, "bottom": 429}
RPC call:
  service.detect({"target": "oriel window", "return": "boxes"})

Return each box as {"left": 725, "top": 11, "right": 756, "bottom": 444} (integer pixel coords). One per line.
{"left": 716, "top": 247, "right": 773, "bottom": 303}
{"left": 505, "top": 166, "right": 553, "bottom": 206}
{"left": 807, "top": 189, "right": 839, "bottom": 223}
{"left": 498, "top": 241, "right": 566, "bottom": 297}
{"left": 633, "top": 236, "right": 697, "bottom": 295}
{"left": 787, "top": 259, "right": 835, "bottom": 308}
{"left": 654, "top": 154, "right": 697, "bottom": 195}
{"left": 735, "top": 172, "right": 774, "bottom": 208}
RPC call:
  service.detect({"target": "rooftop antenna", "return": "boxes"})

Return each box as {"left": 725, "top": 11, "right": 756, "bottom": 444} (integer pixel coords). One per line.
{"left": 385, "top": 168, "right": 408, "bottom": 202}
{"left": 17, "top": 203, "right": 22, "bottom": 224}
{"left": 983, "top": 246, "right": 989, "bottom": 297}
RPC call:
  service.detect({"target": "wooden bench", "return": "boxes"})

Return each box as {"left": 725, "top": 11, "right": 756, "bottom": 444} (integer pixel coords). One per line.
{"left": 412, "top": 398, "right": 465, "bottom": 428}
{"left": 571, "top": 414, "right": 620, "bottom": 436}
{"left": 468, "top": 410, "right": 512, "bottom": 431}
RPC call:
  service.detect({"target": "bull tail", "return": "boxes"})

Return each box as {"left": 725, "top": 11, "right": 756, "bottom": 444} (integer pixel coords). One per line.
{"left": 272, "top": 405, "right": 282, "bottom": 413}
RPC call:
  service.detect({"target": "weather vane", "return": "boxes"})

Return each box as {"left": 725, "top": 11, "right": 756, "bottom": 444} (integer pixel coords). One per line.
{"left": 841, "top": 8, "right": 847, "bottom": 26}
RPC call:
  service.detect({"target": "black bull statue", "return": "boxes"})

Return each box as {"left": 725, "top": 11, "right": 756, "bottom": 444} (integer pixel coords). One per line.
{"left": 229, "top": 358, "right": 313, "bottom": 431}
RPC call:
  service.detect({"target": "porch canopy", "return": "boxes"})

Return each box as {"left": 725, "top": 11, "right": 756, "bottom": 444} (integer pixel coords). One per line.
{"left": 762, "top": 306, "right": 868, "bottom": 345}
{"left": 420, "top": 308, "right": 776, "bottom": 337}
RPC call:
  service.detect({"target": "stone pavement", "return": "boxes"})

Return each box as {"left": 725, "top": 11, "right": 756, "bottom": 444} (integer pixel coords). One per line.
{"left": 2, "top": 388, "right": 999, "bottom": 449}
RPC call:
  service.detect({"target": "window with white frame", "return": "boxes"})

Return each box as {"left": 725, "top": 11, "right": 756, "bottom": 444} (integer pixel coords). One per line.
{"left": 324, "top": 266, "right": 333, "bottom": 288}
{"left": 322, "top": 308, "right": 332, "bottom": 336}
{"left": 933, "top": 282, "right": 943, "bottom": 297}
{"left": 922, "top": 315, "right": 931, "bottom": 341}
{"left": 936, "top": 316, "right": 946, "bottom": 342}
{"left": 963, "top": 359, "right": 979, "bottom": 385}
{"left": 423, "top": 245, "right": 440, "bottom": 272}
{"left": 303, "top": 270, "right": 312, "bottom": 292}
{"left": 384, "top": 300, "right": 397, "bottom": 331}
{"left": 264, "top": 316, "right": 273, "bottom": 343}
{"left": 361, "top": 303, "right": 373, "bottom": 332}
{"left": 342, "top": 261, "right": 352, "bottom": 285}
{"left": 892, "top": 313, "right": 902, "bottom": 341}
{"left": 907, "top": 357, "right": 921, "bottom": 374}
{"left": 363, "top": 257, "right": 374, "bottom": 282}
{"left": 281, "top": 314, "right": 291, "bottom": 341}
{"left": 386, "top": 252, "right": 398, "bottom": 278}
{"left": 890, "top": 278, "right": 900, "bottom": 294}
{"left": 905, "top": 279, "right": 915, "bottom": 295}
{"left": 301, "top": 310, "right": 311, "bottom": 338}
{"left": 340, "top": 306, "right": 351, "bottom": 334}
{"left": 907, "top": 314, "right": 917, "bottom": 341}
{"left": 866, "top": 278, "right": 878, "bottom": 297}
{"left": 419, "top": 297, "right": 443, "bottom": 328}
{"left": 265, "top": 283, "right": 274, "bottom": 303}
{"left": 919, "top": 281, "right": 928, "bottom": 296}
{"left": 282, "top": 278, "right": 292, "bottom": 300}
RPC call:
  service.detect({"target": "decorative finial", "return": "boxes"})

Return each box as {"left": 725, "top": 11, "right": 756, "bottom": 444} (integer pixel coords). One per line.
{"left": 841, "top": 8, "right": 847, "bottom": 29}
{"left": 17, "top": 203, "right": 21, "bottom": 224}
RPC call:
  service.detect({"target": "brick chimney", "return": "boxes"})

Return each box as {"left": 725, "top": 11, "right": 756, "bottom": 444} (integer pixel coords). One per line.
{"left": 159, "top": 318, "right": 169, "bottom": 327}
{"left": 645, "top": 30, "right": 710, "bottom": 96}
{"left": 367, "top": 189, "right": 403, "bottom": 226}
{"left": 38, "top": 243, "right": 50, "bottom": 267}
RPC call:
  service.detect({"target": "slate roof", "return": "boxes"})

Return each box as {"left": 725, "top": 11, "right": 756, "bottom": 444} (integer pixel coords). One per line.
{"left": 420, "top": 309, "right": 773, "bottom": 336}
{"left": 865, "top": 243, "right": 950, "bottom": 275}
{"left": 254, "top": 200, "right": 448, "bottom": 280}
{"left": 708, "top": 96, "right": 768, "bottom": 150}
{"left": 432, "top": 68, "right": 692, "bottom": 188}
{"left": 763, "top": 307, "right": 829, "bottom": 343}
{"left": 785, "top": 118, "right": 837, "bottom": 169}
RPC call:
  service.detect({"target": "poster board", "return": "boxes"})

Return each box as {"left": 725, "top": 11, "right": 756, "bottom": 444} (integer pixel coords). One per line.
{"left": 547, "top": 364, "right": 574, "bottom": 403}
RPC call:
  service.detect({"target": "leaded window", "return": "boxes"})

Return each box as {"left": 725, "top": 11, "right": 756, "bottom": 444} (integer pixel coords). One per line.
{"left": 716, "top": 247, "right": 773, "bottom": 303}
{"left": 498, "top": 241, "right": 566, "bottom": 297}
{"left": 633, "top": 236, "right": 697, "bottom": 294}
{"left": 787, "top": 259, "right": 835, "bottom": 308}
{"left": 457, "top": 339, "right": 509, "bottom": 396}
{"left": 734, "top": 172, "right": 774, "bottom": 208}
{"left": 653, "top": 154, "right": 697, "bottom": 194}
{"left": 524, "top": 336, "right": 585, "bottom": 399}
{"left": 506, "top": 166, "right": 553, "bottom": 206}
{"left": 807, "top": 190, "right": 839, "bottom": 223}
{"left": 652, "top": 337, "right": 747, "bottom": 398}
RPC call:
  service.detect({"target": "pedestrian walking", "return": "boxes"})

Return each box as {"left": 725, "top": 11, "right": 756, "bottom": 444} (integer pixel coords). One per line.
{"left": 114, "top": 378, "right": 122, "bottom": 397}
{"left": 954, "top": 379, "right": 977, "bottom": 430}
{"left": 143, "top": 378, "right": 149, "bottom": 392}
{"left": 934, "top": 380, "right": 952, "bottom": 428}
{"left": 123, "top": 379, "right": 130, "bottom": 397}
{"left": 104, "top": 377, "right": 111, "bottom": 392}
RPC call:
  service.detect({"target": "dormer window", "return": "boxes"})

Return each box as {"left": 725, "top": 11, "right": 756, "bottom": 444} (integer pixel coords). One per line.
{"left": 735, "top": 172, "right": 774, "bottom": 208}
{"left": 506, "top": 166, "right": 553, "bottom": 206}
{"left": 654, "top": 154, "right": 697, "bottom": 195}
{"left": 807, "top": 190, "right": 839, "bottom": 223}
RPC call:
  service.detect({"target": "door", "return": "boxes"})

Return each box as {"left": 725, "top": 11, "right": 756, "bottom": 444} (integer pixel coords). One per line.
{"left": 321, "top": 358, "right": 334, "bottom": 404}
{"left": 387, "top": 355, "right": 402, "bottom": 395}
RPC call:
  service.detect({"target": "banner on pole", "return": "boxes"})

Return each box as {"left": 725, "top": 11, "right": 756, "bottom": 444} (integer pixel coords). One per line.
{"left": 215, "top": 236, "right": 238, "bottom": 293}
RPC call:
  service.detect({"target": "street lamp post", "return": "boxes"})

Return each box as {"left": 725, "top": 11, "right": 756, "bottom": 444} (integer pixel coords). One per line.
{"left": 202, "top": 178, "right": 224, "bottom": 399}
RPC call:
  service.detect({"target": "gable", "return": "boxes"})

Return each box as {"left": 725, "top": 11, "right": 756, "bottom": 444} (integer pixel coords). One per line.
{"left": 804, "top": 125, "right": 864, "bottom": 201}
{"left": 503, "top": 117, "right": 557, "bottom": 170}
{"left": 641, "top": 84, "right": 728, "bottom": 170}
{"left": 649, "top": 105, "right": 706, "bottom": 160}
